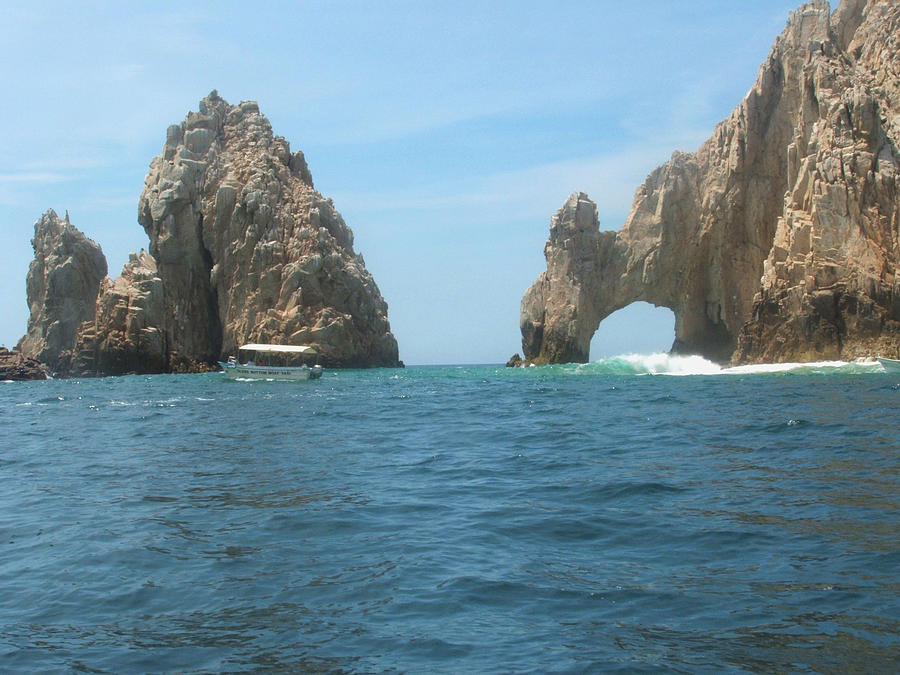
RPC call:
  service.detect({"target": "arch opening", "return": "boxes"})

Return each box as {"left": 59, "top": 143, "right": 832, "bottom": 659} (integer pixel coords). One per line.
{"left": 589, "top": 302, "right": 676, "bottom": 360}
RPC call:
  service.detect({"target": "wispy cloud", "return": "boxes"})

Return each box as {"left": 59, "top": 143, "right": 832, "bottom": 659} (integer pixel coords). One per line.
{"left": 332, "top": 132, "right": 705, "bottom": 238}
{"left": 69, "top": 193, "right": 138, "bottom": 214}
{"left": 19, "top": 155, "right": 113, "bottom": 172}
{"left": 0, "top": 172, "right": 73, "bottom": 206}
{"left": 0, "top": 172, "right": 70, "bottom": 184}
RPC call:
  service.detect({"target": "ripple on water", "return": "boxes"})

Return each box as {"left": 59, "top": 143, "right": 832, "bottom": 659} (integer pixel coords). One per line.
{"left": 1, "top": 368, "right": 899, "bottom": 672}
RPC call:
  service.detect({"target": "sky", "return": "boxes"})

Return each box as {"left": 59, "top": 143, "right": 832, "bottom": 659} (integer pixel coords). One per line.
{"left": 0, "top": 0, "right": 803, "bottom": 365}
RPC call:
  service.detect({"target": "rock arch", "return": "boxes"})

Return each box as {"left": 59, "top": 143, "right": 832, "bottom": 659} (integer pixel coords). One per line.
{"left": 521, "top": 1, "right": 900, "bottom": 365}
{"left": 520, "top": 192, "right": 745, "bottom": 364}
{"left": 590, "top": 302, "right": 676, "bottom": 358}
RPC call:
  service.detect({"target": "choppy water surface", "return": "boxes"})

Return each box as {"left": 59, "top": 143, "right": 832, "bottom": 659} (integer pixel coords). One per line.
{"left": 2, "top": 356, "right": 900, "bottom": 673}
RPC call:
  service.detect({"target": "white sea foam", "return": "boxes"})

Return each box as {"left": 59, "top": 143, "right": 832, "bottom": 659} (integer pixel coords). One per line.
{"left": 722, "top": 360, "right": 858, "bottom": 375}
{"left": 629, "top": 352, "right": 722, "bottom": 376}
{"left": 585, "top": 353, "right": 883, "bottom": 376}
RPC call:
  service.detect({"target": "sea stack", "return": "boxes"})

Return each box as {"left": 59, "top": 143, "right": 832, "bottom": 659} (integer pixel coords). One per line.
{"left": 520, "top": 0, "right": 900, "bottom": 365}
{"left": 132, "top": 91, "right": 400, "bottom": 369}
{"left": 20, "top": 92, "right": 401, "bottom": 375}
{"left": 16, "top": 210, "right": 107, "bottom": 375}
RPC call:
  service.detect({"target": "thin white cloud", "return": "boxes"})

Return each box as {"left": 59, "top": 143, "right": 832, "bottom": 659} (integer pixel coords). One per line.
{"left": 0, "top": 172, "right": 70, "bottom": 184}
{"left": 68, "top": 193, "right": 138, "bottom": 213}
{"left": 0, "top": 172, "right": 73, "bottom": 206}
{"left": 332, "top": 131, "right": 706, "bottom": 235}
{"left": 19, "top": 155, "right": 112, "bottom": 172}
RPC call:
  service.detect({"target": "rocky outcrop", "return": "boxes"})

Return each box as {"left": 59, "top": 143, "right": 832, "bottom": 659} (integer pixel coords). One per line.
{"left": 16, "top": 210, "right": 107, "bottom": 374}
{"left": 733, "top": 0, "right": 900, "bottom": 362}
{"left": 71, "top": 250, "right": 169, "bottom": 376}
{"left": 0, "top": 347, "right": 48, "bottom": 381}
{"left": 521, "top": 193, "right": 619, "bottom": 364}
{"left": 23, "top": 92, "right": 400, "bottom": 375}
{"left": 505, "top": 353, "right": 525, "bottom": 368}
{"left": 521, "top": 0, "right": 900, "bottom": 364}
{"left": 134, "top": 91, "right": 399, "bottom": 368}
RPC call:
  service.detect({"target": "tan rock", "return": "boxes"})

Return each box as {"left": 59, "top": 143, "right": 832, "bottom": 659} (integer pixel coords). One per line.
{"left": 17, "top": 210, "right": 107, "bottom": 374}
{"left": 137, "top": 91, "right": 400, "bottom": 368}
{"left": 71, "top": 250, "right": 169, "bottom": 376}
{"left": 521, "top": 0, "right": 900, "bottom": 364}
{"left": 22, "top": 92, "right": 401, "bottom": 376}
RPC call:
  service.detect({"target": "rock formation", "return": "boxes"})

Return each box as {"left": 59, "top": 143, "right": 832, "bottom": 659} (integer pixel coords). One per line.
{"left": 70, "top": 250, "right": 169, "bottom": 375}
{"left": 521, "top": 0, "right": 900, "bottom": 364}
{"left": 16, "top": 210, "right": 107, "bottom": 374}
{"left": 0, "top": 347, "right": 48, "bottom": 381}
{"left": 21, "top": 92, "right": 401, "bottom": 375}
{"left": 131, "top": 91, "right": 399, "bottom": 369}
{"left": 505, "top": 353, "right": 525, "bottom": 368}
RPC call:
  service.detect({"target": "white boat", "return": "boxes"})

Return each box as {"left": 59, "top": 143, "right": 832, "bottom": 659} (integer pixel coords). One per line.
{"left": 218, "top": 344, "right": 324, "bottom": 381}
{"left": 877, "top": 357, "right": 900, "bottom": 373}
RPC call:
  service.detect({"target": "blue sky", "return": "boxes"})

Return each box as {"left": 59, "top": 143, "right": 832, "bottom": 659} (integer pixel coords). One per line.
{"left": 1, "top": 0, "right": 802, "bottom": 365}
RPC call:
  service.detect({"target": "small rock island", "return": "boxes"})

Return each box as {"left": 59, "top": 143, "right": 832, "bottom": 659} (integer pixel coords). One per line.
{"left": 520, "top": 0, "right": 900, "bottom": 365}
{"left": 17, "top": 92, "right": 401, "bottom": 376}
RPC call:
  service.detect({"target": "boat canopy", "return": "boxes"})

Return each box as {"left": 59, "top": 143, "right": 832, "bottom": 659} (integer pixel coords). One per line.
{"left": 238, "top": 344, "right": 317, "bottom": 355}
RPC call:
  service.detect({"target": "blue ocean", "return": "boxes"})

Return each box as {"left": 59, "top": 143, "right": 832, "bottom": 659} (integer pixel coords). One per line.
{"left": 3, "top": 355, "right": 899, "bottom": 673}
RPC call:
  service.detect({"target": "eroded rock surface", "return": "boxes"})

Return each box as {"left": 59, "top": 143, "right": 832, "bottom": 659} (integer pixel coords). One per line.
{"left": 521, "top": 0, "right": 900, "bottom": 364}
{"left": 0, "top": 347, "right": 48, "bottom": 381}
{"left": 17, "top": 210, "right": 107, "bottom": 374}
{"left": 23, "top": 92, "right": 400, "bottom": 375}
{"left": 71, "top": 250, "right": 169, "bottom": 376}
{"left": 136, "top": 91, "right": 399, "bottom": 368}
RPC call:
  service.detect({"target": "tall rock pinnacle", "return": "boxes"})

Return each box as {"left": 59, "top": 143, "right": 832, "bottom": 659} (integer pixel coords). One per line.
{"left": 17, "top": 210, "right": 107, "bottom": 374}
{"left": 135, "top": 91, "right": 400, "bottom": 369}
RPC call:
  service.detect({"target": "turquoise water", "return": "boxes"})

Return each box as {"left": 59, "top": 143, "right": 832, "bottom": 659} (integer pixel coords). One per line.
{"left": 2, "top": 356, "right": 900, "bottom": 673}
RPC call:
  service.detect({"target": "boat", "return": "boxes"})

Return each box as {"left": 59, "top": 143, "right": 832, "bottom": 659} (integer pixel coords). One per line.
{"left": 876, "top": 356, "right": 900, "bottom": 373}
{"left": 218, "top": 344, "right": 324, "bottom": 381}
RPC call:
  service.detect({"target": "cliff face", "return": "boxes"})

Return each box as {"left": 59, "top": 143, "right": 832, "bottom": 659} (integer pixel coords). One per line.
{"left": 734, "top": 0, "right": 900, "bottom": 362}
{"left": 22, "top": 92, "right": 400, "bottom": 375}
{"left": 521, "top": 0, "right": 900, "bottom": 364}
{"left": 16, "top": 210, "right": 107, "bottom": 374}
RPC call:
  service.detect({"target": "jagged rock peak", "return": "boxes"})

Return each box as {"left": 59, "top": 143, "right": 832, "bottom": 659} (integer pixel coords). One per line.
{"left": 17, "top": 210, "right": 107, "bottom": 374}
{"left": 521, "top": 0, "right": 900, "bottom": 365}
{"left": 137, "top": 92, "right": 400, "bottom": 368}
{"left": 156, "top": 90, "right": 314, "bottom": 188}
{"left": 69, "top": 249, "right": 169, "bottom": 377}
{"left": 521, "top": 193, "right": 616, "bottom": 365}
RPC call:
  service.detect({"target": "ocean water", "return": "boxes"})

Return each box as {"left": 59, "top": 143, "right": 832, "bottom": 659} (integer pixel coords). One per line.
{"left": 2, "top": 354, "right": 900, "bottom": 673}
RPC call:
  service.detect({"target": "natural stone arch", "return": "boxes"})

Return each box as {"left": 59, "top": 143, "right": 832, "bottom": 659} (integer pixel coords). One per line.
{"left": 590, "top": 302, "right": 676, "bottom": 359}
{"left": 520, "top": 192, "right": 747, "bottom": 365}
{"left": 520, "top": 2, "right": 900, "bottom": 366}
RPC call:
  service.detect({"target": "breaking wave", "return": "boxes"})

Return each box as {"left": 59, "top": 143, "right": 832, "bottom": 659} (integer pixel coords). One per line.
{"left": 552, "top": 353, "right": 885, "bottom": 376}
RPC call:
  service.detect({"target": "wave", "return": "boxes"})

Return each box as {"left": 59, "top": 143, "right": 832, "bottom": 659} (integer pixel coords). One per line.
{"left": 548, "top": 353, "right": 886, "bottom": 377}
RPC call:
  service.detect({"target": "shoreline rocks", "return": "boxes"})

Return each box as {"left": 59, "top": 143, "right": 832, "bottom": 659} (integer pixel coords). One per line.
{"left": 0, "top": 347, "right": 48, "bottom": 381}
{"left": 505, "top": 353, "right": 525, "bottom": 368}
